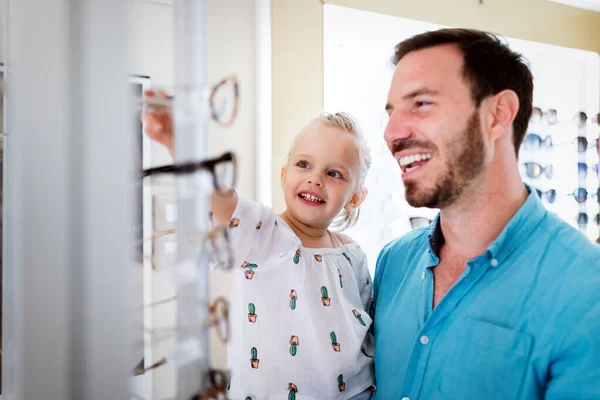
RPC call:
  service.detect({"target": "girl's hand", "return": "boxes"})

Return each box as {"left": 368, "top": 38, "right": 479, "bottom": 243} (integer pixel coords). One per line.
{"left": 141, "top": 90, "right": 174, "bottom": 157}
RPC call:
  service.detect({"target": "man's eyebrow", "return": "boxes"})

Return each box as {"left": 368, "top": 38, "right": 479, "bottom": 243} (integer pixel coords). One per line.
{"left": 386, "top": 88, "right": 440, "bottom": 112}
{"left": 402, "top": 88, "right": 440, "bottom": 100}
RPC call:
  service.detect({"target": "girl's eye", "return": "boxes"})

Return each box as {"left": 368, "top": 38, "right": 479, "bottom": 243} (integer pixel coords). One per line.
{"left": 328, "top": 170, "right": 342, "bottom": 179}
{"left": 297, "top": 161, "right": 309, "bottom": 169}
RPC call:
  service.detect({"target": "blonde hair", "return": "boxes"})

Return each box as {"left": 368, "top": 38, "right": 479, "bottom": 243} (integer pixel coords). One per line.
{"left": 287, "top": 112, "right": 372, "bottom": 231}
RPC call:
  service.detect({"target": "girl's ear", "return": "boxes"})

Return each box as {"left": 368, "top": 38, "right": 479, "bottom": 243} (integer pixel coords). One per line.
{"left": 280, "top": 165, "right": 287, "bottom": 187}
{"left": 344, "top": 187, "right": 368, "bottom": 211}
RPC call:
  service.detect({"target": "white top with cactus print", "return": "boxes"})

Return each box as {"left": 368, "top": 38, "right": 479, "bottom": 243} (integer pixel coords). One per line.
{"left": 226, "top": 194, "right": 375, "bottom": 400}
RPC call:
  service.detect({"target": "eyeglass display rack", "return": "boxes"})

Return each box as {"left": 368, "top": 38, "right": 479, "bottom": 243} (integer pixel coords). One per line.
{"left": 520, "top": 109, "right": 600, "bottom": 244}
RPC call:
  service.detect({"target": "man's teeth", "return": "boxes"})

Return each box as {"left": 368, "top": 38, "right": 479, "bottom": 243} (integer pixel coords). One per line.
{"left": 396, "top": 153, "right": 433, "bottom": 168}
{"left": 300, "top": 193, "right": 324, "bottom": 203}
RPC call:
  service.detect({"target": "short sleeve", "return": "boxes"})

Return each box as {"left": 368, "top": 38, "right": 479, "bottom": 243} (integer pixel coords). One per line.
{"left": 226, "top": 192, "right": 277, "bottom": 269}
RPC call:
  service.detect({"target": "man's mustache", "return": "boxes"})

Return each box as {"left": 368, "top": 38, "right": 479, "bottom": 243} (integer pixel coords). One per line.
{"left": 390, "top": 138, "right": 437, "bottom": 154}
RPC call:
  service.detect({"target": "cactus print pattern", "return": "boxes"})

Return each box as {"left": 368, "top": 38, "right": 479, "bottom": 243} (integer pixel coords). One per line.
{"left": 353, "top": 309, "right": 366, "bottom": 326}
{"left": 251, "top": 347, "right": 259, "bottom": 369}
{"left": 338, "top": 374, "right": 345, "bottom": 392}
{"left": 288, "top": 383, "right": 298, "bottom": 400}
{"left": 321, "top": 286, "right": 330, "bottom": 306}
{"left": 289, "top": 289, "right": 297, "bottom": 310}
{"left": 248, "top": 303, "right": 257, "bottom": 323}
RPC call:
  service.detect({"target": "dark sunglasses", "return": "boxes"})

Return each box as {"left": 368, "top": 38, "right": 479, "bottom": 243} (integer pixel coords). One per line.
{"left": 573, "top": 111, "right": 600, "bottom": 129}
{"left": 523, "top": 133, "right": 553, "bottom": 151}
{"left": 533, "top": 188, "right": 557, "bottom": 203}
{"left": 524, "top": 162, "right": 553, "bottom": 179}
{"left": 410, "top": 217, "right": 432, "bottom": 230}
{"left": 142, "top": 151, "right": 236, "bottom": 196}
{"left": 577, "top": 162, "right": 600, "bottom": 179}
{"left": 577, "top": 213, "right": 600, "bottom": 228}
{"left": 571, "top": 187, "right": 600, "bottom": 204}
{"left": 576, "top": 137, "right": 600, "bottom": 153}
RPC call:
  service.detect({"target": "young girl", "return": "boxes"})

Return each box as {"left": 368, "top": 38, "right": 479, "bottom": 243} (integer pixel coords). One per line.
{"left": 144, "top": 102, "right": 375, "bottom": 399}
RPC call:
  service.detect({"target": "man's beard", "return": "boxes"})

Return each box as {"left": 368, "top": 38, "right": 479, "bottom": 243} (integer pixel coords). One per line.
{"left": 404, "top": 110, "right": 486, "bottom": 209}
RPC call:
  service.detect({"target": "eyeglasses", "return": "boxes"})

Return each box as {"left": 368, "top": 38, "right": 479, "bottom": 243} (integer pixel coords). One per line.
{"left": 531, "top": 107, "right": 558, "bottom": 125}
{"left": 142, "top": 151, "right": 237, "bottom": 196}
{"left": 140, "top": 75, "right": 239, "bottom": 127}
{"left": 573, "top": 111, "right": 600, "bottom": 129}
{"left": 409, "top": 217, "right": 432, "bottom": 230}
{"left": 133, "top": 296, "right": 230, "bottom": 375}
{"left": 533, "top": 188, "right": 557, "bottom": 203}
{"left": 190, "top": 369, "right": 231, "bottom": 400}
{"left": 523, "top": 133, "right": 553, "bottom": 150}
{"left": 524, "top": 162, "right": 553, "bottom": 179}
{"left": 576, "top": 137, "right": 600, "bottom": 153}
{"left": 577, "top": 213, "right": 600, "bottom": 228}
{"left": 571, "top": 187, "right": 600, "bottom": 204}
{"left": 577, "top": 162, "right": 600, "bottom": 179}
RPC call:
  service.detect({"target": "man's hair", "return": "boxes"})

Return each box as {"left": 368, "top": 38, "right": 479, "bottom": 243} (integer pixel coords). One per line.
{"left": 392, "top": 28, "right": 534, "bottom": 155}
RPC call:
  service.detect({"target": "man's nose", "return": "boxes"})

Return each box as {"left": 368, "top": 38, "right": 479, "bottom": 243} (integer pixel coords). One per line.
{"left": 384, "top": 110, "right": 413, "bottom": 148}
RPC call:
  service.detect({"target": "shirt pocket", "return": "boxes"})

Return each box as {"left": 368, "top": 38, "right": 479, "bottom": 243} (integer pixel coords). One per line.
{"left": 437, "top": 316, "right": 533, "bottom": 400}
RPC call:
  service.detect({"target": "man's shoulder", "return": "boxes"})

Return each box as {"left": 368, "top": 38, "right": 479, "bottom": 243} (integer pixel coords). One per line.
{"left": 540, "top": 211, "right": 600, "bottom": 269}
{"left": 377, "top": 227, "right": 430, "bottom": 267}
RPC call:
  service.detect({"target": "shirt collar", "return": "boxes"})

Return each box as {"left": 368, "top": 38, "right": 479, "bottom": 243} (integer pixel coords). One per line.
{"left": 426, "top": 183, "right": 547, "bottom": 266}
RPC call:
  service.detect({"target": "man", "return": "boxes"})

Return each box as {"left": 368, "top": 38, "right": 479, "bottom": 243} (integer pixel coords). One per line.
{"left": 372, "top": 28, "right": 600, "bottom": 399}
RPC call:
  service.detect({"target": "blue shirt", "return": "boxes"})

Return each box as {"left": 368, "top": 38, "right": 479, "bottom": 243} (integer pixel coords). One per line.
{"left": 371, "top": 186, "right": 600, "bottom": 400}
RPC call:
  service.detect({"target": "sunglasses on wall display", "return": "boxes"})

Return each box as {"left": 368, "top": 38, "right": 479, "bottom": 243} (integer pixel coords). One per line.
{"left": 577, "top": 162, "right": 600, "bottom": 179}
{"left": 524, "top": 162, "right": 553, "bottom": 179}
{"left": 571, "top": 187, "right": 600, "bottom": 204}
{"left": 410, "top": 217, "right": 433, "bottom": 230}
{"left": 576, "top": 136, "right": 600, "bottom": 153}
{"left": 523, "top": 133, "right": 553, "bottom": 151}
{"left": 533, "top": 188, "right": 557, "bottom": 203}
{"left": 577, "top": 213, "right": 600, "bottom": 228}
{"left": 573, "top": 111, "right": 600, "bottom": 129}
{"left": 531, "top": 107, "right": 558, "bottom": 125}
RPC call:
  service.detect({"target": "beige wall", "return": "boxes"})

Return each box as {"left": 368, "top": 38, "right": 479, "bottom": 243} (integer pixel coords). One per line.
{"left": 271, "top": 0, "right": 600, "bottom": 212}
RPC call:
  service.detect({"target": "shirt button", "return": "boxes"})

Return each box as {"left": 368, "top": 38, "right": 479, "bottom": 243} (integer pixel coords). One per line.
{"left": 402, "top": 397, "right": 410, "bottom": 400}
{"left": 491, "top": 258, "right": 499, "bottom": 267}
{"left": 420, "top": 335, "right": 429, "bottom": 345}
{"left": 421, "top": 271, "right": 425, "bottom": 280}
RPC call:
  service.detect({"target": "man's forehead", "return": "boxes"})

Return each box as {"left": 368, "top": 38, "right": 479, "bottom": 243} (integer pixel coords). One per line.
{"left": 391, "top": 44, "right": 465, "bottom": 92}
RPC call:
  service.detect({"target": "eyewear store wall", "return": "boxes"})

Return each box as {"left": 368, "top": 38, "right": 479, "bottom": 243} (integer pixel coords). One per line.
{"left": 2, "top": 1, "right": 600, "bottom": 400}
{"left": 323, "top": 5, "right": 600, "bottom": 271}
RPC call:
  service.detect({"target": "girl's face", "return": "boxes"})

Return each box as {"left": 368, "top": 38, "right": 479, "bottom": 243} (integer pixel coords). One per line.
{"left": 281, "top": 123, "right": 363, "bottom": 229}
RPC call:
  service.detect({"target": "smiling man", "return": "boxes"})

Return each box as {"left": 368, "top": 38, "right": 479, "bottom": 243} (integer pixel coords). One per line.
{"left": 371, "top": 29, "right": 600, "bottom": 400}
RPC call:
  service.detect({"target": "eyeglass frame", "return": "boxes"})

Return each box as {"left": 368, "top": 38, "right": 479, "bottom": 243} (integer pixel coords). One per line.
{"left": 142, "top": 151, "right": 237, "bottom": 197}
{"left": 141, "top": 74, "right": 240, "bottom": 127}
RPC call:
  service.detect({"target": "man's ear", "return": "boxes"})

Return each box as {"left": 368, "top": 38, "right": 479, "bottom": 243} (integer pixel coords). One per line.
{"left": 344, "top": 187, "right": 368, "bottom": 211}
{"left": 486, "top": 89, "right": 520, "bottom": 142}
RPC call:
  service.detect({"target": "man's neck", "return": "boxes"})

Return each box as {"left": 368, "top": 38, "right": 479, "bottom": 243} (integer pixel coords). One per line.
{"left": 439, "top": 166, "right": 528, "bottom": 259}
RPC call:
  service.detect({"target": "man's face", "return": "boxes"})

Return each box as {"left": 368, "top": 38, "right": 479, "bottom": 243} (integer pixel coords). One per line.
{"left": 384, "top": 44, "right": 486, "bottom": 209}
